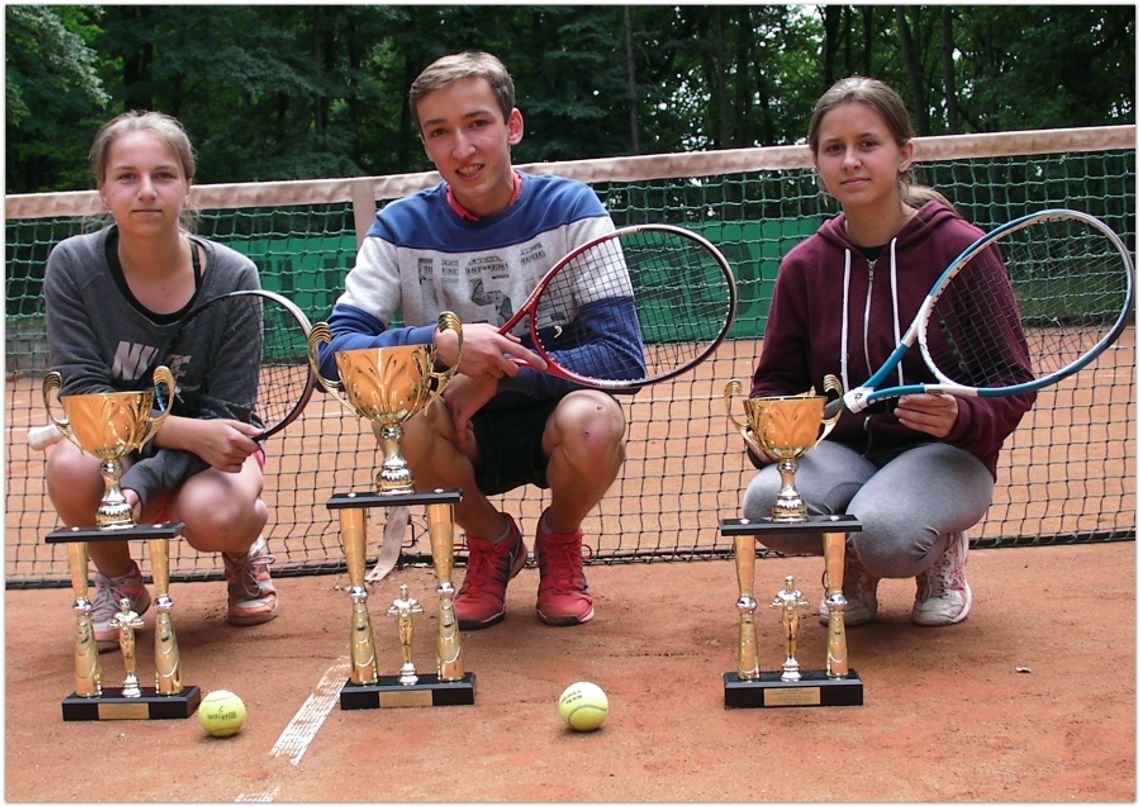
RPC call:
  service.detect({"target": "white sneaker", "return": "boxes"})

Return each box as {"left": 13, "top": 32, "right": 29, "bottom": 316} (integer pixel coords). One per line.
{"left": 912, "top": 531, "right": 973, "bottom": 626}
{"left": 819, "top": 552, "right": 878, "bottom": 626}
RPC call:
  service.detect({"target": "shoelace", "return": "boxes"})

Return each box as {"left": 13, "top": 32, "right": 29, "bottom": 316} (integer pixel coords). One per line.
{"left": 457, "top": 542, "right": 499, "bottom": 596}
{"left": 90, "top": 570, "right": 141, "bottom": 623}
{"left": 231, "top": 551, "right": 276, "bottom": 597}
{"left": 538, "top": 541, "right": 588, "bottom": 592}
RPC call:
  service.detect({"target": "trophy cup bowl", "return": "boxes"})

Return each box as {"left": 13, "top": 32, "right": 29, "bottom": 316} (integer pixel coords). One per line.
{"left": 42, "top": 366, "right": 176, "bottom": 529}
{"left": 724, "top": 374, "right": 843, "bottom": 523}
{"left": 307, "top": 312, "right": 463, "bottom": 495}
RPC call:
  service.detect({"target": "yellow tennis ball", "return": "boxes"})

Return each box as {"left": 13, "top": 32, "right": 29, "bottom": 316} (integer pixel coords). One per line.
{"left": 198, "top": 689, "right": 246, "bottom": 737}
{"left": 558, "top": 681, "right": 608, "bottom": 731}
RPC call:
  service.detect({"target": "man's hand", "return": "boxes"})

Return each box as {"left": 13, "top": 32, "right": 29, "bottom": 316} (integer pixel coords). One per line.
{"left": 895, "top": 392, "right": 959, "bottom": 438}
{"left": 440, "top": 373, "right": 499, "bottom": 450}
{"left": 435, "top": 323, "right": 546, "bottom": 380}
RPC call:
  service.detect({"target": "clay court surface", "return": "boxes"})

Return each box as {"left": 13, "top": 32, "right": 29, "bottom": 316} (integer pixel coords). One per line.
{"left": 4, "top": 539, "right": 1134, "bottom": 802}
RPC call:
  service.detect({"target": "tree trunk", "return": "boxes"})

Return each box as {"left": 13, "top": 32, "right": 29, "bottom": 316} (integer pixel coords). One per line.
{"left": 941, "top": 7, "right": 960, "bottom": 133}
{"left": 624, "top": 6, "right": 640, "bottom": 155}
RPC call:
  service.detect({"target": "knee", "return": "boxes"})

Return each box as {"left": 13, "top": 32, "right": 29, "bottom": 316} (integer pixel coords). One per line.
{"left": 550, "top": 392, "right": 626, "bottom": 459}
{"left": 45, "top": 445, "right": 103, "bottom": 511}
{"left": 850, "top": 515, "right": 937, "bottom": 579}
{"left": 741, "top": 471, "right": 776, "bottom": 521}
{"left": 176, "top": 482, "right": 266, "bottom": 551}
{"left": 400, "top": 400, "right": 472, "bottom": 472}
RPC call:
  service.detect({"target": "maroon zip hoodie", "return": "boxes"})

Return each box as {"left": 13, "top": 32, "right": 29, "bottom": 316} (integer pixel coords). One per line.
{"left": 749, "top": 201, "right": 1035, "bottom": 479}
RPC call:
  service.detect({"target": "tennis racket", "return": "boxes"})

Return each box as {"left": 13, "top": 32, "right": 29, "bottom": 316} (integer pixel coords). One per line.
{"left": 499, "top": 223, "right": 737, "bottom": 390}
{"left": 825, "top": 208, "right": 1134, "bottom": 419}
{"left": 30, "top": 289, "right": 315, "bottom": 450}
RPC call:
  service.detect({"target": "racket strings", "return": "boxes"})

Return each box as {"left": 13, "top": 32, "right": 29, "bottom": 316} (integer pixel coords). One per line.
{"left": 533, "top": 229, "right": 734, "bottom": 384}
{"left": 256, "top": 297, "right": 314, "bottom": 431}
{"left": 166, "top": 292, "right": 312, "bottom": 434}
{"left": 927, "top": 216, "right": 1131, "bottom": 389}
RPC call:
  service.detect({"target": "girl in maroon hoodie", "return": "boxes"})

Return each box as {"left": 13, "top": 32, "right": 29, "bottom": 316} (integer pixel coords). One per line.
{"left": 742, "top": 77, "right": 1034, "bottom": 627}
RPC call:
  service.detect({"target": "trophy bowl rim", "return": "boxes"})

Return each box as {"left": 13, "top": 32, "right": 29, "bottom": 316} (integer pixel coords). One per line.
{"left": 334, "top": 343, "right": 435, "bottom": 359}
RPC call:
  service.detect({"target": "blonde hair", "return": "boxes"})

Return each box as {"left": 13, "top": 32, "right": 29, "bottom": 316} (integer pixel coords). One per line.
{"left": 408, "top": 51, "right": 515, "bottom": 132}
{"left": 808, "top": 76, "right": 955, "bottom": 212}
{"left": 89, "top": 110, "right": 198, "bottom": 230}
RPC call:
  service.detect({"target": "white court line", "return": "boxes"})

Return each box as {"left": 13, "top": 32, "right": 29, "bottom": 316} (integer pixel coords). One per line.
{"left": 271, "top": 658, "right": 352, "bottom": 765}
{"left": 232, "top": 659, "right": 349, "bottom": 802}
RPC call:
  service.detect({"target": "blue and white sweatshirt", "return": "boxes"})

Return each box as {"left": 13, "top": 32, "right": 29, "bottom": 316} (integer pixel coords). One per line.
{"left": 322, "top": 172, "right": 637, "bottom": 405}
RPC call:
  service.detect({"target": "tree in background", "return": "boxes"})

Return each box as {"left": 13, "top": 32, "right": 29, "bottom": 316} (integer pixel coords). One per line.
{"left": 5, "top": 5, "right": 1134, "bottom": 195}
{"left": 6, "top": 5, "right": 111, "bottom": 191}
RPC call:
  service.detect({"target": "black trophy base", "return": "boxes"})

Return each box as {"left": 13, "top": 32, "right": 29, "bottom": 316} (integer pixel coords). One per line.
{"left": 46, "top": 522, "right": 186, "bottom": 543}
{"left": 62, "top": 685, "right": 202, "bottom": 721}
{"left": 724, "top": 670, "right": 862, "bottom": 708}
{"left": 340, "top": 673, "right": 476, "bottom": 709}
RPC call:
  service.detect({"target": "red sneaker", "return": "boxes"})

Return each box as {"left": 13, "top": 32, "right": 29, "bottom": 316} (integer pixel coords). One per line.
{"left": 455, "top": 515, "right": 527, "bottom": 630}
{"left": 535, "top": 514, "right": 594, "bottom": 626}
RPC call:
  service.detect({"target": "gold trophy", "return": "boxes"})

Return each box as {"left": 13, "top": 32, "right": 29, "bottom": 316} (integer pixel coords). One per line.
{"left": 43, "top": 367, "right": 200, "bottom": 720}
{"left": 312, "top": 313, "right": 475, "bottom": 708}
{"left": 329, "top": 493, "right": 475, "bottom": 708}
{"left": 42, "top": 367, "right": 176, "bottom": 529}
{"left": 721, "top": 375, "right": 863, "bottom": 707}
{"left": 723, "top": 375, "right": 842, "bottom": 523}
{"left": 307, "top": 312, "right": 463, "bottom": 495}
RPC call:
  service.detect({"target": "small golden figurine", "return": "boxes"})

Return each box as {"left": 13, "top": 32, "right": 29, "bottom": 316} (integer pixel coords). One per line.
{"left": 109, "top": 597, "right": 146, "bottom": 697}
{"left": 771, "top": 576, "right": 811, "bottom": 682}
{"left": 388, "top": 583, "right": 424, "bottom": 685}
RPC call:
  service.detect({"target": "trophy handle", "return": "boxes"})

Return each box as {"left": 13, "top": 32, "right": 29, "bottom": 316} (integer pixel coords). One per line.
{"left": 138, "top": 365, "right": 176, "bottom": 448}
{"left": 428, "top": 310, "right": 464, "bottom": 391}
{"left": 41, "top": 372, "right": 74, "bottom": 445}
{"left": 723, "top": 379, "right": 764, "bottom": 457}
{"left": 814, "top": 373, "right": 845, "bottom": 445}
{"left": 306, "top": 322, "right": 355, "bottom": 409}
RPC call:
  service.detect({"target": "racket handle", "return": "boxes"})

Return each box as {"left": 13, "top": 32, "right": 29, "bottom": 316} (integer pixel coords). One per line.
{"left": 27, "top": 424, "right": 64, "bottom": 450}
{"left": 823, "top": 397, "right": 845, "bottom": 421}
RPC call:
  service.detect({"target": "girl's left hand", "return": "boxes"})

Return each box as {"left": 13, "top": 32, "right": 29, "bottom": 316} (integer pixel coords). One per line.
{"left": 196, "top": 419, "right": 262, "bottom": 472}
{"left": 895, "top": 392, "right": 958, "bottom": 439}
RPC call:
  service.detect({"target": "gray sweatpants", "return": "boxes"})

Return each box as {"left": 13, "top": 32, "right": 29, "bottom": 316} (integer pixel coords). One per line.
{"left": 741, "top": 441, "right": 994, "bottom": 579}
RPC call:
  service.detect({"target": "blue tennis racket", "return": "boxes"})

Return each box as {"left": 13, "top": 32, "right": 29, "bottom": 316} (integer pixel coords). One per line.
{"left": 826, "top": 208, "right": 1134, "bottom": 419}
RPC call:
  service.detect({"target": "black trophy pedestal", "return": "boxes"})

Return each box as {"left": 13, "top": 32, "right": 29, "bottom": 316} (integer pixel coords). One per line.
{"left": 45, "top": 521, "right": 186, "bottom": 544}
{"left": 721, "top": 514, "right": 865, "bottom": 709}
{"left": 724, "top": 670, "right": 863, "bottom": 708}
{"left": 340, "top": 673, "right": 476, "bottom": 709}
{"left": 62, "top": 686, "right": 202, "bottom": 721}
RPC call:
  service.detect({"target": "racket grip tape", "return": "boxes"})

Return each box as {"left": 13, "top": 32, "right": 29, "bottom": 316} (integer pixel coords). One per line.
{"left": 823, "top": 398, "right": 845, "bottom": 420}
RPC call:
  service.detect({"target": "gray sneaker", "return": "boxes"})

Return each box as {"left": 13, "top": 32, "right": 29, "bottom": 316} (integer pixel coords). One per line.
{"left": 91, "top": 561, "right": 151, "bottom": 653}
{"left": 912, "top": 531, "right": 973, "bottom": 626}
{"left": 819, "top": 552, "right": 878, "bottom": 626}
{"left": 223, "top": 536, "right": 279, "bottom": 626}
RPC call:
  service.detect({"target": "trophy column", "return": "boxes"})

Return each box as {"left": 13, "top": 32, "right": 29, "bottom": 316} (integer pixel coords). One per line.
{"left": 721, "top": 515, "right": 864, "bottom": 708}
{"left": 48, "top": 524, "right": 201, "bottom": 721}
{"left": 328, "top": 489, "right": 475, "bottom": 710}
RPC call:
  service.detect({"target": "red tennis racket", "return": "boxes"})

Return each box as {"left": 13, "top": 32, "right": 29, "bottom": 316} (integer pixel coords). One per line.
{"left": 498, "top": 223, "right": 737, "bottom": 391}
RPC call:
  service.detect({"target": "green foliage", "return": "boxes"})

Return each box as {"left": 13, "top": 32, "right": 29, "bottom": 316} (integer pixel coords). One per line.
{"left": 5, "top": 5, "right": 1134, "bottom": 194}
{"left": 6, "top": 5, "right": 111, "bottom": 192}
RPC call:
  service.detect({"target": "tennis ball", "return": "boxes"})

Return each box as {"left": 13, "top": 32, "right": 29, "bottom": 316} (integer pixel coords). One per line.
{"left": 558, "top": 681, "right": 608, "bottom": 731}
{"left": 198, "top": 689, "right": 246, "bottom": 737}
